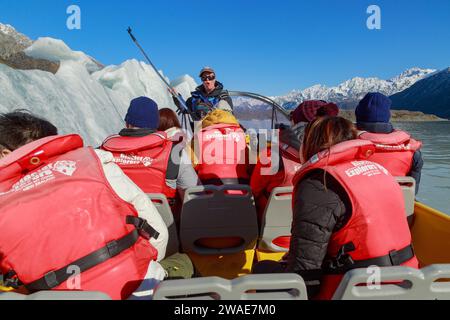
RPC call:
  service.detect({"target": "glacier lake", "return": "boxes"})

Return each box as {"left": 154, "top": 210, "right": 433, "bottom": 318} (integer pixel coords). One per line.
{"left": 396, "top": 121, "right": 450, "bottom": 214}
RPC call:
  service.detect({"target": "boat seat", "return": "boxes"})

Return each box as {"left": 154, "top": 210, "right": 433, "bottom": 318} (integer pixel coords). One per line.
{"left": 153, "top": 273, "right": 307, "bottom": 300}
{"left": 256, "top": 186, "right": 293, "bottom": 262}
{"left": 179, "top": 185, "right": 259, "bottom": 279}
{"left": 147, "top": 193, "right": 180, "bottom": 257}
{"left": 332, "top": 264, "right": 450, "bottom": 300}
{"left": 0, "top": 291, "right": 111, "bottom": 300}
{"left": 395, "top": 176, "right": 416, "bottom": 218}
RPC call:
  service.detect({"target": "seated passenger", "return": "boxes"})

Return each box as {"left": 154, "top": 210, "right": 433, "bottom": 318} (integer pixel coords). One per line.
{"left": 355, "top": 92, "right": 423, "bottom": 194}
{"left": 101, "top": 97, "right": 198, "bottom": 211}
{"left": 253, "top": 116, "right": 418, "bottom": 300}
{"left": 0, "top": 111, "right": 168, "bottom": 300}
{"left": 158, "top": 107, "right": 200, "bottom": 199}
{"left": 193, "top": 109, "right": 251, "bottom": 187}
{"left": 250, "top": 100, "right": 339, "bottom": 222}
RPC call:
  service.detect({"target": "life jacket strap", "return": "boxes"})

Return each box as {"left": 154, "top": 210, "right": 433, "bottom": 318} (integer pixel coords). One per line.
{"left": 25, "top": 229, "right": 141, "bottom": 292}
{"left": 20, "top": 216, "right": 158, "bottom": 292}
{"left": 324, "top": 242, "right": 415, "bottom": 274}
{"left": 126, "top": 216, "right": 160, "bottom": 240}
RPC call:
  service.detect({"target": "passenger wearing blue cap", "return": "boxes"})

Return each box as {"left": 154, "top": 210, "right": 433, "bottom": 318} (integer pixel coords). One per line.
{"left": 355, "top": 92, "right": 423, "bottom": 194}
{"left": 101, "top": 96, "right": 199, "bottom": 214}
{"left": 124, "top": 96, "right": 160, "bottom": 129}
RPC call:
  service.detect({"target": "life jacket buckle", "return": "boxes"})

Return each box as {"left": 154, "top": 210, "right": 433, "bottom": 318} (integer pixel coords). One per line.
{"left": 106, "top": 240, "right": 120, "bottom": 257}
{"left": 389, "top": 249, "right": 401, "bottom": 265}
{"left": 43, "top": 271, "right": 58, "bottom": 288}
{"left": 327, "top": 242, "right": 356, "bottom": 272}
{"left": 137, "top": 219, "right": 151, "bottom": 240}
{"left": 126, "top": 216, "right": 160, "bottom": 241}
{"left": 3, "top": 270, "right": 21, "bottom": 289}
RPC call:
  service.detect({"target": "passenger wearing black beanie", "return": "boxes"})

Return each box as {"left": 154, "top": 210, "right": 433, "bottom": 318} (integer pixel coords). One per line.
{"left": 355, "top": 92, "right": 423, "bottom": 194}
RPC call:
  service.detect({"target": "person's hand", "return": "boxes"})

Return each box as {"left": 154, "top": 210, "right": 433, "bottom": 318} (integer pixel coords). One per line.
{"left": 168, "top": 87, "right": 177, "bottom": 96}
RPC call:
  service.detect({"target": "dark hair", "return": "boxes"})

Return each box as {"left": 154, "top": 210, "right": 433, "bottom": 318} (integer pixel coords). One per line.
{"left": 0, "top": 110, "right": 58, "bottom": 151}
{"left": 158, "top": 108, "right": 181, "bottom": 131}
{"left": 302, "top": 116, "right": 357, "bottom": 162}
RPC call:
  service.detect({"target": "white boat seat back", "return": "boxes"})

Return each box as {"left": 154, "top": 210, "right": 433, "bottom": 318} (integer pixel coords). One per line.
{"left": 153, "top": 273, "right": 307, "bottom": 300}
{"left": 333, "top": 264, "right": 450, "bottom": 300}
{"left": 395, "top": 176, "right": 416, "bottom": 217}
{"left": 259, "top": 186, "right": 293, "bottom": 252}
{"left": 180, "top": 185, "right": 258, "bottom": 255}
{"left": 147, "top": 193, "right": 180, "bottom": 257}
{"left": 0, "top": 291, "right": 111, "bottom": 300}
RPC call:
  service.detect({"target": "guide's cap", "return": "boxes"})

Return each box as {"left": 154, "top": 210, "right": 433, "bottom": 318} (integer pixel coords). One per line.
{"left": 199, "top": 67, "right": 215, "bottom": 77}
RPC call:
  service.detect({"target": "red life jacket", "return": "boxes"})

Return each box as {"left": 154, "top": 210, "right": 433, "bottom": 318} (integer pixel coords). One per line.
{"left": 292, "top": 139, "right": 418, "bottom": 300}
{"left": 0, "top": 135, "right": 158, "bottom": 300}
{"left": 358, "top": 130, "right": 422, "bottom": 176}
{"left": 277, "top": 142, "right": 303, "bottom": 188}
{"left": 195, "top": 123, "right": 250, "bottom": 185}
{"left": 101, "top": 132, "right": 177, "bottom": 203}
{"left": 254, "top": 144, "right": 302, "bottom": 222}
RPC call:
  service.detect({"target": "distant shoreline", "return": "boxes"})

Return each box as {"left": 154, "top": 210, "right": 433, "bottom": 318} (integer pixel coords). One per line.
{"left": 236, "top": 108, "right": 448, "bottom": 122}
{"left": 340, "top": 110, "right": 448, "bottom": 122}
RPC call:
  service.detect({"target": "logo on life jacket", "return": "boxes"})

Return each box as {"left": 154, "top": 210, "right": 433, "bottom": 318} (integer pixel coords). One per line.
{"left": 53, "top": 160, "right": 77, "bottom": 176}
{"left": 345, "top": 160, "right": 389, "bottom": 178}
{"left": 113, "top": 154, "right": 154, "bottom": 167}
{"left": 2, "top": 160, "right": 78, "bottom": 195}
{"left": 204, "top": 131, "right": 242, "bottom": 142}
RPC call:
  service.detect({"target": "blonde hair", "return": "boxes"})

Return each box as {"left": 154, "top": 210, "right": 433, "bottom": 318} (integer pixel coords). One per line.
{"left": 201, "top": 109, "right": 239, "bottom": 128}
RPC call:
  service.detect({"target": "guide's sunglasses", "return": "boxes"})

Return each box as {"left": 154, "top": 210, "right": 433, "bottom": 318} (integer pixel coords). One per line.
{"left": 201, "top": 74, "right": 216, "bottom": 82}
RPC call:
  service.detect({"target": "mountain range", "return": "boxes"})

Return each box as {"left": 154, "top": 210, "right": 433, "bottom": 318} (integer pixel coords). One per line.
{"left": 391, "top": 68, "right": 450, "bottom": 119}
{"left": 272, "top": 68, "right": 437, "bottom": 110}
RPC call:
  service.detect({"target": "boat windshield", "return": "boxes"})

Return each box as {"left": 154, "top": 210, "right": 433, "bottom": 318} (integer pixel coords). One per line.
{"left": 229, "top": 91, "right": 290, "bottom": 132}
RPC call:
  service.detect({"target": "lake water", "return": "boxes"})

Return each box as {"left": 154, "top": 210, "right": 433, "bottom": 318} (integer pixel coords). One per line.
{"left": 241, "top": 120, "right": 450, "bottom": 214}
{"left": 395, "top": 122, "right": 450, "bottom": 214}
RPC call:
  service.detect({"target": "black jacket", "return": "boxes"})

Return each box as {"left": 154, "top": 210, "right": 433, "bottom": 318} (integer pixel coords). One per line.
{"left": 287, "top": 169, "right": 351, "bottom": 297}
{"left": 186, "top": 81, "right": 233, "bottom": 110}
{"left": 172, "top": 82, "right": 233, "bottom": 120}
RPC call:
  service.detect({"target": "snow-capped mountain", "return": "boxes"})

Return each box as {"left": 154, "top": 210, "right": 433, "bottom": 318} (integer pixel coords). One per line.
{"left": 0, "top": 23, "right": 32, "bottom": 48}
{"left": 273, "top": 67, "right": 436, "bottom": 109}
{"left": 0, "top": 23, "right": 32, "bottom": 59}
{"left": 0, "top": 24, "right": 198, "bottom": 146}
{"left": 391, "top": 67, "right": 450, "bottom": 119}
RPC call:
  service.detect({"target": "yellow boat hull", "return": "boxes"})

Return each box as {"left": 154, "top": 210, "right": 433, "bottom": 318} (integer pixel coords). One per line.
{"left": 411, "top": 202, "right": 450, "bottom": 266}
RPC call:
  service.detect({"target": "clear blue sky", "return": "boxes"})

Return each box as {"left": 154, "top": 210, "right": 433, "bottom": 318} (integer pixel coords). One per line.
{"left": 1, "top": 0, "right": 449, "bottom": 96}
